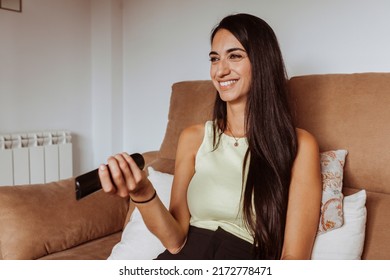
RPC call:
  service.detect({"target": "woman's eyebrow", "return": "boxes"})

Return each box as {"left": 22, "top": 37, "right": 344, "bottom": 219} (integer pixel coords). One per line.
{"left": 209, "top": 48, "right": 247, "bottom": 56}
{"left": 226, "top": 47, "right": 246, "bottom": 53}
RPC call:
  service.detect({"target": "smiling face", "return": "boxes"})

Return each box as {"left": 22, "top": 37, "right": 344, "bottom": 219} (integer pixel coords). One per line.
{"left": 209, "top": 29, "right": 252, "bottom": 105}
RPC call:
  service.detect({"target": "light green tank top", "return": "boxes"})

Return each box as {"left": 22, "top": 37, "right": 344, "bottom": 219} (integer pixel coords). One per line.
{"left": 187, "top": 121, "right": 253, "bottom": 243}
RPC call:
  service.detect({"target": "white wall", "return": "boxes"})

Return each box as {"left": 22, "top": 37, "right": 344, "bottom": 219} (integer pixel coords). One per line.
{"left": 0, "top": 0, "right": 92, "bottom": 175}
{"left": 122, "top": 0, "right": 390, "bottom": 154}
{"left": 0, "top": 0, "right": 124, "bottom": 174}
{"left": 1, "top": 0, "right": 390, "bottom": 176}
{"left": 91, "top": 0, "right": 124, "bottom": 168}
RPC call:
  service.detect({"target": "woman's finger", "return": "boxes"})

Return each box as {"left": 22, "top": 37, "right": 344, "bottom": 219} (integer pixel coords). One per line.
{"left": 98, "top": 164, "right": 116, "bottom": 194}
{"left": 114, "top": 153, "right": 138, "bottom": 192}
{"left": 122, "top": 152, "right": 143, "bottom": 182}
{"left": 106, "top": 155, "right": 129, "bottom": 198}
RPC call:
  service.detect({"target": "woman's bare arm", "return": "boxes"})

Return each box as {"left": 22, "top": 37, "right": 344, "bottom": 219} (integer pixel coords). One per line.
{"left": 281, "top": 128, "right": 322, "bottom": 260}
{"left": 99, "top": 124, "right": 204, "bottom": 253}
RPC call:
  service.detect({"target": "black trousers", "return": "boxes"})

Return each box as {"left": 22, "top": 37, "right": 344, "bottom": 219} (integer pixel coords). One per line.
{"left": 155, "top": 226, "right": 254, "bottom": 260}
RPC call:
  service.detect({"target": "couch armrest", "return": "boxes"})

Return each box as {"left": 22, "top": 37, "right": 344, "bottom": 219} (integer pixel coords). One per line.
{"left": 142, "top": 151, "right": 160, "bottom": 166}
{"left": 147, "top": 157, "right": 175, "bottom": 175}
{"left": 0, "top": 178, "right": 129, "bottom": 260}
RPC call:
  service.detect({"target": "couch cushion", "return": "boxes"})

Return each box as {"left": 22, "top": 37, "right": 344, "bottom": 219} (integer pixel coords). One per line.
{"left": 0, "top": 178, "right": 129, "bottom": 259}
{"left": 39, "top": 232, "right": 123, "bottom": 260}
{"left": 159, "top": 81, "right": 216, "bottom": 160}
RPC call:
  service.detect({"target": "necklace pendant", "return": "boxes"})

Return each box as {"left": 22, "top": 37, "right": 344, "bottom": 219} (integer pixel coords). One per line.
{"left": 234, "top": 141, "right": 239, "bottom": 147}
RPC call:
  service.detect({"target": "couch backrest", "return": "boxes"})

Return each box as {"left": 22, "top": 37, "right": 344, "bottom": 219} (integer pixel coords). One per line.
{"left": 156, "top": 73, "right": 390, "bottom": 259}
{"left": 159, "top": 81, "right": 216, "bottom": 161}
{"left": 289, "top": 73, "right": 390, "bottom": 260}
{"left": 160, "top": 75, "right": 390, "bottom": 190}
{"left": 159, "top": 75, "right": 390, "bottom": 186}
{"left": 289, "top": 73, "right": 390, "bottom": 193}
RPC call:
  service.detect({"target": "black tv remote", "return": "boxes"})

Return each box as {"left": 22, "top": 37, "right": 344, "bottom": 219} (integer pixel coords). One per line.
{"left": 75, "top": 153, "right": 145, "bottom": 200}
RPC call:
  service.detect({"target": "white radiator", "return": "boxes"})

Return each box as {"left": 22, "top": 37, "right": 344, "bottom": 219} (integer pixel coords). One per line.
{"left": 0, "top": 131, "right": 73, "bottom": 186}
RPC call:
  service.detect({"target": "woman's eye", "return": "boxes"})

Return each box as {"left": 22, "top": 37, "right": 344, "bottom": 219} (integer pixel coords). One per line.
{"left": 229, "top": 53, "right": 243, "bottom": 61}
{"left": 209, "top": 56, "right": 219, "bottom": 63}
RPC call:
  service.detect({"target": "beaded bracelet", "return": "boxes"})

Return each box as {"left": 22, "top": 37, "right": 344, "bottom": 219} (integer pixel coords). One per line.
{"left": 130, "top": 190, "right": 157, "bottom": 204}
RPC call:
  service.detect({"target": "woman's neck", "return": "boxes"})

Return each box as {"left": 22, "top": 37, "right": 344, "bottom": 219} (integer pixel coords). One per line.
{"left": 226, "top": 104, "right": 246, "bottom": 137}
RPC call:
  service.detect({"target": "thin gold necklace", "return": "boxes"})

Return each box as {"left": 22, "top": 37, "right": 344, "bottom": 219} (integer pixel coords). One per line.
{"left": 227, "top": 123, "right": 241, "bottom": 147}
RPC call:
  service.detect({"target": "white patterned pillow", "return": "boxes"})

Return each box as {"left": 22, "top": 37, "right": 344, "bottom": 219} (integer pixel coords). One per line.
{"left": 318, "top": 149, "right": 348, "bottom": 234}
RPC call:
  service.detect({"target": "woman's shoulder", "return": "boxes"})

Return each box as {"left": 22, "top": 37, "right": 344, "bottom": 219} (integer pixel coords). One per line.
{"left": 178, "top": 123, "right": 206, "bottom": 152}
{"left": 181, "top": 123, "right": 205, "bottom": 138}
{"left": 295, "top": 128, "right": 320, "bottom": 155}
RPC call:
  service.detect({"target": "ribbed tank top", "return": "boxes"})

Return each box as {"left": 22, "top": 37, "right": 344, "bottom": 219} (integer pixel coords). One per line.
{"left": 187, "top": 121, "right": 253, "bottom": 243}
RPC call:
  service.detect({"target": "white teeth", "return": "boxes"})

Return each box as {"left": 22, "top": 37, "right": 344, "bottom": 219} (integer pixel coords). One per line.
{"left": 220, "top": 80, "right": 237, "bottom": 87}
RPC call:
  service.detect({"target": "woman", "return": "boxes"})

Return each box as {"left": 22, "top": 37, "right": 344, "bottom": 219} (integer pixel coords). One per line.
{"left": 99, "top": 13, "right": 322, "bottom": 260}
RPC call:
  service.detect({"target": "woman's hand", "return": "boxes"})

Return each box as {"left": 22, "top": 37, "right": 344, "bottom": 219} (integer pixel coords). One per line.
{"left": 98, "top": 152, "right": 154, "bottom": 201}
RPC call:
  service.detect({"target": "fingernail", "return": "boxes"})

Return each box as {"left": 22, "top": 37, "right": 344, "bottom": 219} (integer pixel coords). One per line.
{"left": 99, "top": 164, "right": 106, "bottom": 171}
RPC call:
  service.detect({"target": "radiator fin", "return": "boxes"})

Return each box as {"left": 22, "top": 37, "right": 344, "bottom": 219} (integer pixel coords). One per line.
{"left": 0, "top": 131, "right": 73, "bottom": 186}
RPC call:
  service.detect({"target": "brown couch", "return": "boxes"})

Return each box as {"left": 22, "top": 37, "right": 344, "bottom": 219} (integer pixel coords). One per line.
{"left": 0, "top": 73, "right": 389, "bottom": 260}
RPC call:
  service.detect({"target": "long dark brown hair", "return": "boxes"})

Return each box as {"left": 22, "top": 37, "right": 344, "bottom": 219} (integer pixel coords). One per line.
{"left": 211, "top": 14, "right": 298, "bottom": 259}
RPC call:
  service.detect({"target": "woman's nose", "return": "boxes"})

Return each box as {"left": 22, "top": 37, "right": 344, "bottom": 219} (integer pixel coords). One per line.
{"left": 216, "top": 59, "right": 230, "bottom": 77}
